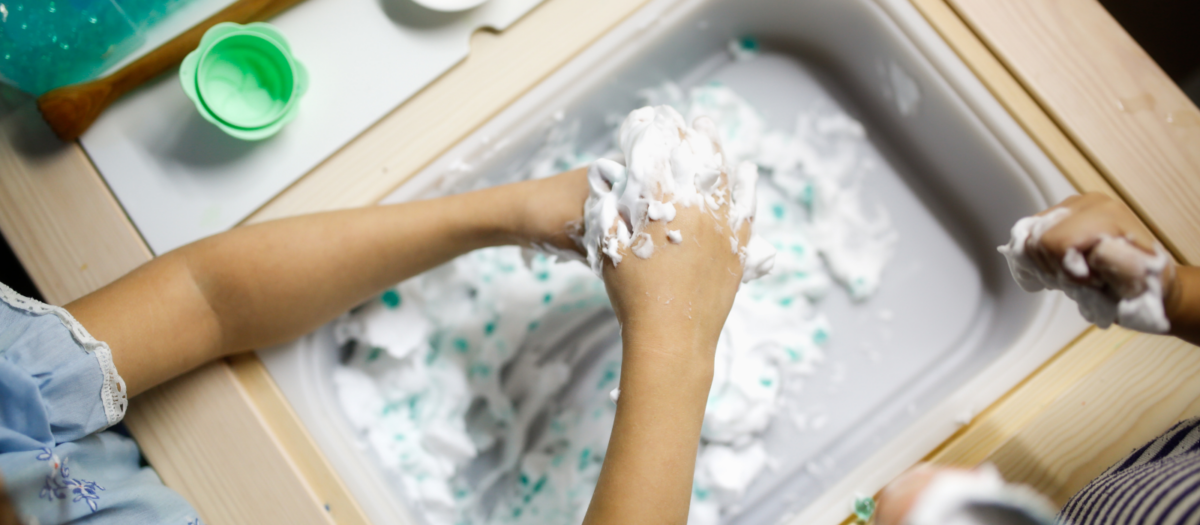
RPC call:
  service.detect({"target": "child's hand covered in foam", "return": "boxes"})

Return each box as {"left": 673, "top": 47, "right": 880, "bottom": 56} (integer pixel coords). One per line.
{"left": 876, "top": 464, "right": 1057, "bottom": 525}
{"left": 999, "top": 192, "right": 1176, "bottom": 334}
{"left": 582, "top": 104, "right": 775, "bottom": 355}
{"left": 1030, "top": 193, "right": 1168, "bottom": 300}
{"left": 583, "top": 105, "right": 775, "bottom": 285}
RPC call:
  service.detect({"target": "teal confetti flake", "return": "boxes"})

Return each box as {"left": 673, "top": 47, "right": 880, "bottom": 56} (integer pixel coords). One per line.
{"left": 381, "top": 289, "right": 401, "bottom": 309}
{"left": 853, "top": 495, "right": 876, "bottom": 522}
{"left": 813, "top": 329, "right": 829, "bottom": 345}
{"left": 381, "top": 400, "right": 403, "bottom": 416}
{"left": 579, "top": 448, "right": 592, "bottom": 471}
{"left": 367, "top": 347, "right": 383, "bottom": 362}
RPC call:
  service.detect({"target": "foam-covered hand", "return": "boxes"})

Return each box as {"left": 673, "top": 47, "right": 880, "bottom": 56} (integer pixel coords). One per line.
{"left": 1030, "top": 193, "right": 1171, "bottom": 300}
{"left": 599, "top": 176, "right": 751, "bottom": 356}
{"left": 876, "top": 465, "right": 961, "bottom": 525}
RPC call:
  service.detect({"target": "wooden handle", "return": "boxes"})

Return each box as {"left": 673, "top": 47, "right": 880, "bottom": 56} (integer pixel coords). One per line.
{"left": 37, "top": 0, "right": 308, "bottom": 142}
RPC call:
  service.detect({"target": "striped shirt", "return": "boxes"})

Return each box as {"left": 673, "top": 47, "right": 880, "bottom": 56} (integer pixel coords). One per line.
{"left": 1059, "top": 417, "right": 1200, "bottom": 525}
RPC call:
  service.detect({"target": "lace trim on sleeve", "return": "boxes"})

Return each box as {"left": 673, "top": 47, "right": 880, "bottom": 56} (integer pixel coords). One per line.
{"left": 0, "top": 282, "right": 128, "bottom": 428}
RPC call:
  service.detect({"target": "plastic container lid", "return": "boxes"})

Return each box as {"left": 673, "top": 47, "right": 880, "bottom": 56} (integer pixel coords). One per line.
{"left": 181, "top": 22, "right": 308, "bottom": 141}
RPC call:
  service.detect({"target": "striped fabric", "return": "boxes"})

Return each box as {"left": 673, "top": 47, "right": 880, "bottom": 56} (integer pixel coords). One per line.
{"left": 1059, "top": 417, "right": 1200, "bottom": 525}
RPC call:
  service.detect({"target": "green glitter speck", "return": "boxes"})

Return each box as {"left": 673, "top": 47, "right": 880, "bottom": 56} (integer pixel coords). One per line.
{"left": 853, "top": 495, "right": 876, "bottom": 522}
{"left": 813, "top": 329, "right": 829, "bottom": 345}
{"left": 579, "top": 448, "right": 591, "bottom": 471}
{"left": 381, "top": 290, "right": 401, "bottom": 309}
{"left": 367, "top": 347, "right": 383, "bottom": 362}
{"left": 543, "top": 293, "right": 553, "bottom": 304}
{"left": 801, "top": 185, "right": 815, "bottom": 207}
{"left": 453, "top": 338, "right": 469, "bottom": 353}
{"left": 484, "top": 322, "right": 496, "bottom": 336}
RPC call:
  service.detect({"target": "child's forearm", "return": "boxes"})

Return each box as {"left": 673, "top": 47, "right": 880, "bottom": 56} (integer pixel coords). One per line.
{"left": 1167, "top": 266, "right": 1200, "bottom": 346}
{"left": 583, "top": 327, "right": 715, "bottom": 525}
{"left": 66, "top": 184, "right": 529, "bottom": 397}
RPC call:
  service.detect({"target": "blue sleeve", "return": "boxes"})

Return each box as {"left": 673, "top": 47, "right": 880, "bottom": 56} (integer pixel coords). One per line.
{"left": 0, "top": 286, "right": 116, "bottom": 453}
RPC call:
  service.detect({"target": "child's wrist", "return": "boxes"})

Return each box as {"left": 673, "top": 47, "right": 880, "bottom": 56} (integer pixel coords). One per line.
{"left": 1166, "top": 266, "right": 1198, "bottom": 331}
{"left": 455, "top": 184, "right": 527, "bottom": 248}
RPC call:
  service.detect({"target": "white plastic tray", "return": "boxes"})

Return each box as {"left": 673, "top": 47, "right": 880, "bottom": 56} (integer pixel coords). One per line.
{"left": 259, "top": 0, "right": 1091, "bottom": 523}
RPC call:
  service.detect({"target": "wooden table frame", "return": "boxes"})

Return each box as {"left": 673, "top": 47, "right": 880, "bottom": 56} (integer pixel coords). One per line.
{"left": 1, "top": 0, "right": 1196, "bottom": 523}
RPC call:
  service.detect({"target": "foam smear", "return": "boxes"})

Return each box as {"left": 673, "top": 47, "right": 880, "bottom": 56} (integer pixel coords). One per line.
{"left": 582, "top": 105, "right": 775, "bottom": 282}
{"left": 332, "top": 81, "right": 895, "bottom": 525}
{"left": 639, "top": 81, "right": 898, "bottom": 299}
{"left": 998, "top": 208, "right": 1171, "bottom": 334}
{"left": 905, "top": 465, "right": 1057, "bottom": 525}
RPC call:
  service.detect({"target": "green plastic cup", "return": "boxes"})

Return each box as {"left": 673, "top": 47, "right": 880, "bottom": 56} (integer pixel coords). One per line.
{"left": 181, "top": 22, "right": 308, "bottom": 141}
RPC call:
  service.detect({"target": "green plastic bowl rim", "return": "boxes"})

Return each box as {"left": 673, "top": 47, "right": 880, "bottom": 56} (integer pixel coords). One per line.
{"left": 195, "top": 29, "right": 298, "bottom": 130}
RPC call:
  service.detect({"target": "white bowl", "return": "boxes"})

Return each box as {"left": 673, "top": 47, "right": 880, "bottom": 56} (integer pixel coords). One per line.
{"left": 411, "top": 0, "right": 489, "bottom": 12}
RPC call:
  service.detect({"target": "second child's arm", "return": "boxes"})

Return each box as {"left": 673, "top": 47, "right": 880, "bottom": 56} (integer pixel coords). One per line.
{"left": 1031, "top": 193, "right": 1200, "bottom": 346}
{"left": 65, "top": 171, "right": 589, "bottom": 397}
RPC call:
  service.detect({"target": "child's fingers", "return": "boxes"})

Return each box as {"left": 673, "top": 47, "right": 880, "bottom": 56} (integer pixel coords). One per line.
{"left": 1089, "top": 238, "right": 1153, "bottom": 299}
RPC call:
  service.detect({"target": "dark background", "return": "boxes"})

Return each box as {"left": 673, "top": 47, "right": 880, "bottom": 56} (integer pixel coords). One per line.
{"left": 1, "top": 1, "right": 1197, "bottom": 304}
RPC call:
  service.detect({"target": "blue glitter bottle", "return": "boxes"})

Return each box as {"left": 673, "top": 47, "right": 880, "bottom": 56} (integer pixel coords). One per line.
{"left": 0, "top": 0, "right": 192, "bottom": 95}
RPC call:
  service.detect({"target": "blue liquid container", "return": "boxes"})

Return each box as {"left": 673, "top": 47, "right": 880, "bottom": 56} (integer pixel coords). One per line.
{"left": 0, "top": 0, "right": 193, "bottom": 95}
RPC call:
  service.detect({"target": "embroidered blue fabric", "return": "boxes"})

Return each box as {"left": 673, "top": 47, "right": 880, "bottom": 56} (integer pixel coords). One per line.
{"left": 0, "top": 287, "right": 202, "bottom": 524}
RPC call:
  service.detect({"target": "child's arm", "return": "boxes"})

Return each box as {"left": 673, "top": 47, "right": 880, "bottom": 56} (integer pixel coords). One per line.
{"left": 1030, "top": 192, "right": 1200, "bottom": 346}
{"left": 64, "top": 170, "right": 589, "bottom": 397}
{"left": 582, "top": 186, "right": 749, "bottom": 524}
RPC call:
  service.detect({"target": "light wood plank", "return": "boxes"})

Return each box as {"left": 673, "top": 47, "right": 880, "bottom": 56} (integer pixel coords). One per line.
{"left": 985, "top": 332, "right": 1200, "bottom": 506}
{"left": 124, "top": 361, "right": 334, "bottom": 525}
{"left": 246, "top": 0, "right": 653, "bottom": 223}
{"left": 0, "top": 90, "right": 151, "bottom": 305}
{"left": 946, "top": 0, "right": 1200, "bottom": 266}
{"left": 905, "top": 0, "right": 1114, "bottom": 199}
{"left": 923, "top": 327, "right": 1134, "bottom": 467}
